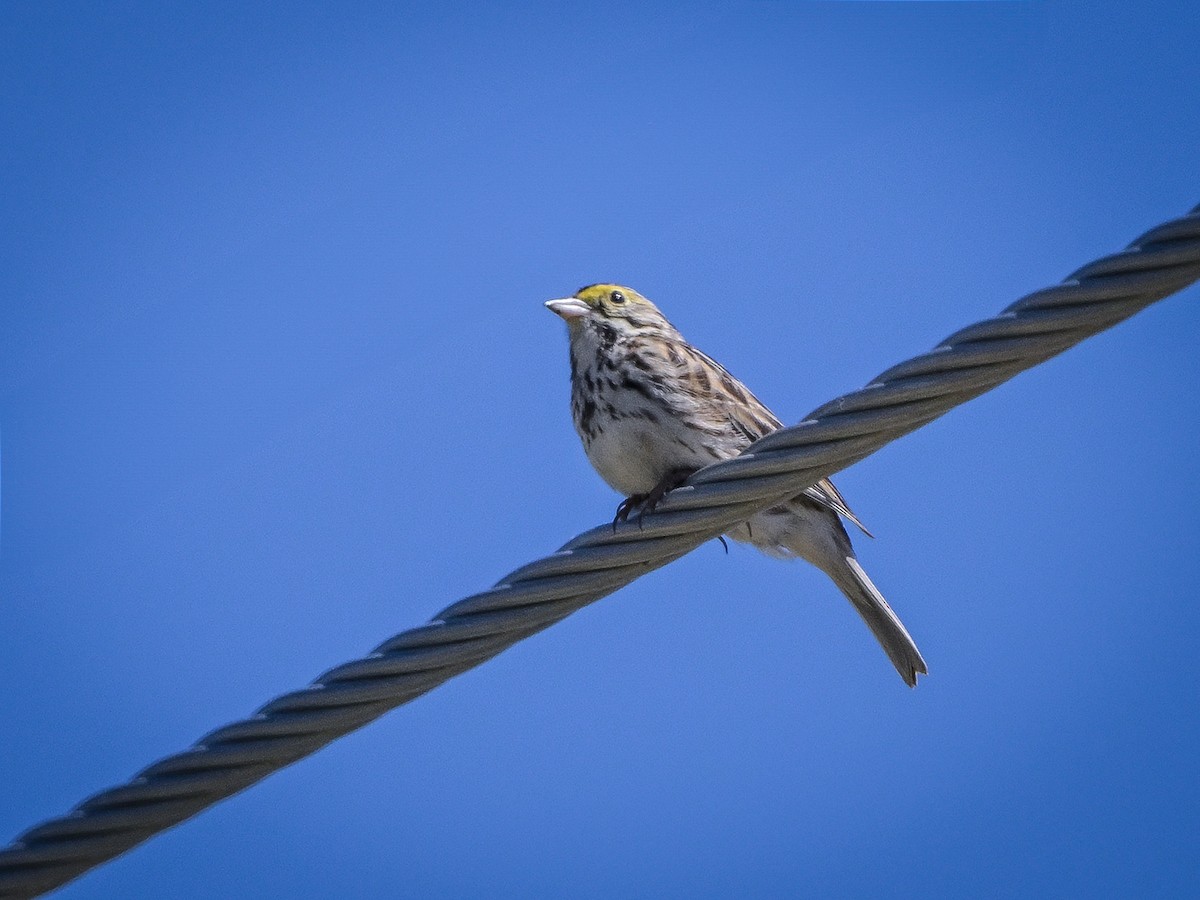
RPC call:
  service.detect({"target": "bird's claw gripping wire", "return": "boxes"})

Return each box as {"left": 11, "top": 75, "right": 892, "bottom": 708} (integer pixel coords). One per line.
{"left": 611, "top": 468, "right": 696, "bottom": 532}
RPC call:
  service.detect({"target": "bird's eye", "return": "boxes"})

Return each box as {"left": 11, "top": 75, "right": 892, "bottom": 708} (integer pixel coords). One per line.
{"left": 610, "top": 291, "right": 626, "bottom": 304}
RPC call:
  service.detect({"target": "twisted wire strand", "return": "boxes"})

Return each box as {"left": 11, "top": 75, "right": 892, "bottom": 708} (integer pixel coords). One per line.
{"left": 2, "top": 205, "right": 1198, "bottom": 898}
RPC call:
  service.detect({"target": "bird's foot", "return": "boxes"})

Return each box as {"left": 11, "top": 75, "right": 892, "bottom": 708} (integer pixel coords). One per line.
{"left": 612, "top": 494, "right": 646, "bottom": 531}
{"left": 611, "top": 468, "right": 695, "bottom": 531}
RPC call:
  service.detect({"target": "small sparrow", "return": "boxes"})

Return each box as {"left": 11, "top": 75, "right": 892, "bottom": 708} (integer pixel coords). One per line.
{"left": 546, "top": 284, "right": 927, "bottom": 686}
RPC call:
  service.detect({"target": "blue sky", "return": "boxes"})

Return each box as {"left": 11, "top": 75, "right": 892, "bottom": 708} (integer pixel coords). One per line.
{"left": 2, "top": 2, "right": 1198, "bottom": 897}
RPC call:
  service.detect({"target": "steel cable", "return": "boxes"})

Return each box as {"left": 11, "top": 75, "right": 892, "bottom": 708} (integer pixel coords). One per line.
{"left": 2, "top": 204, "right": 1198, "bottom": 898}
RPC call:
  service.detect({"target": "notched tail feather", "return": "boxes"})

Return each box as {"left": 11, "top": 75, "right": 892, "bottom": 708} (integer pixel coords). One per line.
{"left": 730, "top": 503, "right": 922, "bottom": 685}
{"left": 830, "top": 556, "right": 928, "bottom": 687}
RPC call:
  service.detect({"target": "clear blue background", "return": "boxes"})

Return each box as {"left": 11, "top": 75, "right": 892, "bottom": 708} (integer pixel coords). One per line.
{"left": 3, "top": 2, "right": 1198, "bottom": 897}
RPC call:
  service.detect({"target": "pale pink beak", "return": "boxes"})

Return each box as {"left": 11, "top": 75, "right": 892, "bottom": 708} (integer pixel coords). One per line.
{"left": 544, "top": 298, "right": 591, "bottom": 320}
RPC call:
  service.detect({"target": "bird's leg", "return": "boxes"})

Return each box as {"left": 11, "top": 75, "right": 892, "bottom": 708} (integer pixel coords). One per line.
{"left": 635, "top": 467, "right": 695, "bottom": 527}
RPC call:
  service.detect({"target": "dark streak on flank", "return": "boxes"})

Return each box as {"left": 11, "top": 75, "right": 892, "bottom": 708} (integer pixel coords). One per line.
{"left": 578, "top": 397, "right": 597, "bottom": 436}
{"left": 620, "top": 375, "right": 658, "bottom": 404}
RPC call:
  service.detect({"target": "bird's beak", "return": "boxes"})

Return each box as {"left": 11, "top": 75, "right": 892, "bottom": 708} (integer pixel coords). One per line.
{"left": 544, "top": 298, "right": 591, "bottom": 320}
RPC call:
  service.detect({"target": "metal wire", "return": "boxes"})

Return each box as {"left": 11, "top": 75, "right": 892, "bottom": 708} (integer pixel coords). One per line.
{"left": 2, "top": 204, "right": 1198, "bottom": 898}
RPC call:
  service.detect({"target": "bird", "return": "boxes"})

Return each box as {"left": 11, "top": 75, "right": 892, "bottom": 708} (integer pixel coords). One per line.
{"left": 545, "top": 284, "right": 927, "bottom": 686}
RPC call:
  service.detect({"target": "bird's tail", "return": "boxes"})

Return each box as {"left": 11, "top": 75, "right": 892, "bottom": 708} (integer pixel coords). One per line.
{"left": 823, "top": 554, "right": 927, "bottom": 687}
{"left": 731, "top": 503, "right": 927, "bottom": 686}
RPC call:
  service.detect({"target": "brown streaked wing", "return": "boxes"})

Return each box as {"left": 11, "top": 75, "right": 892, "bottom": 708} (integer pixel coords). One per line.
{"left": 683, "top": 345, "right": 782, "bottom": 440}
{"left": 805, "top": 477, "right": 873, "bottom": 537}
{"left": 684, "top": 344, "right": 873, "bottom": 537}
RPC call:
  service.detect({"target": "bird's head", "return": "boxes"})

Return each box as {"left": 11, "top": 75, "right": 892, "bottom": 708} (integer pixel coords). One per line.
{"left": 544, "top": 284, "right": 672, "bottom": 335}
